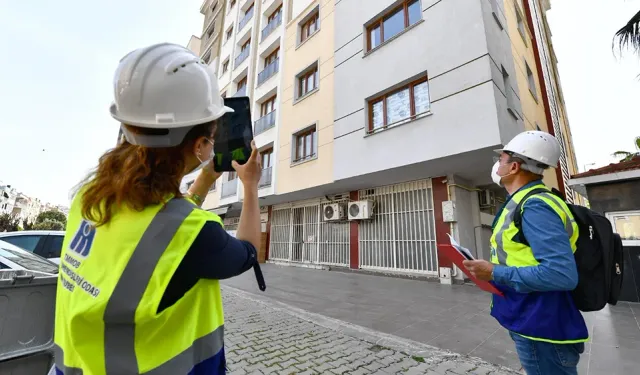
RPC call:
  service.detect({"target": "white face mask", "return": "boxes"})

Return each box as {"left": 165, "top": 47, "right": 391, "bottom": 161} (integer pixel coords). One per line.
{"left": 189, "top": 138, "right": 214, "bottom": 174}
{"left": 491, "top": 161, "right": 503, "bottom": 187}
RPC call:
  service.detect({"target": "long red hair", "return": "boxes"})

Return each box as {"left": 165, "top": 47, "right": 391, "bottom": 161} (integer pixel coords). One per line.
{"left": 76, "top": 122, "right": 215, "bottom": 226}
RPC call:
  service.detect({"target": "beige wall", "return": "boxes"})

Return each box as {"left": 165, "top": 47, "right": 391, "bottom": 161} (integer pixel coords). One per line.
{"left": 504, "top": 0, "right": 557, "bottom": 189}
{"left": 276, "top": 0, "right": 335, "bottom": 194}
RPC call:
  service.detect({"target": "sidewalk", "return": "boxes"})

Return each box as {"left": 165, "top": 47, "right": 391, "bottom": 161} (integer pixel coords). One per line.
{"left": 224, "top": 264, "right": 640, "bottom": 375}
{"left": 223, "top": 287, "right": 521, "bottom": 374}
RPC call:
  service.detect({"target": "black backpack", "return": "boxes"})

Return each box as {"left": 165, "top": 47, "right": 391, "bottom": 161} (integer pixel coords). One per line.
{"left": 513, "top": 187, "right": 624, "bottom": 312}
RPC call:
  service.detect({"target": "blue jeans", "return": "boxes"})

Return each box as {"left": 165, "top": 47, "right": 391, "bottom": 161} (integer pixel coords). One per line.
{"left": 510, "top": 332, "right": 584, "bottom": 375}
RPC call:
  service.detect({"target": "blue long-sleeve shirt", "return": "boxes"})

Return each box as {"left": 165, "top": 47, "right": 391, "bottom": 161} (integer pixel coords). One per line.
{"left": 492, "top": 181, "right": 578, "bottom": 294}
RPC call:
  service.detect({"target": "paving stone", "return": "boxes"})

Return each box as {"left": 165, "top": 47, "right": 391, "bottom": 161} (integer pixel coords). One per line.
{"left": 222, "top": 290, "right": 520, "bottom": 375}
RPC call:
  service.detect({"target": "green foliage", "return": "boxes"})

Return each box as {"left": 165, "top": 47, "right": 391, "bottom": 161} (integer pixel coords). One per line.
{"left": 36, "top": 210, "right": 67, "bottom": 227}
{"left": 22, "top": 218, "right": 34, "bottom": 231}
{"left": 612, "top": 136, "right": 640, "bottom": 162}
{"left": 0, "top": 213, "right": 21, "bottom": 232}
{"left": 32, "top": 219, "right": 65, "bottom": 231}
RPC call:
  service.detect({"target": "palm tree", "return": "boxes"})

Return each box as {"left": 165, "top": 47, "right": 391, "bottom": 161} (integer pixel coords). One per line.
{"left": 612, "top": 136, "right": 640, "bottom": 162}
{"left": 613, "top": 10, "right": 640, "bottom": 57}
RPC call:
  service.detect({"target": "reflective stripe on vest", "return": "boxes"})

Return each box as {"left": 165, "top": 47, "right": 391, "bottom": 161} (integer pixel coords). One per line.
{"left": 55, "top": 198, "right": 224, "bottom": 374}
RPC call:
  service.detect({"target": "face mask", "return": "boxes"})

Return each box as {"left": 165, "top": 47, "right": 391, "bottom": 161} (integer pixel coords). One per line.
{"left": 189, "top": 138, "right": 214, "bottom": 174}
{"left": 491, "top": 161, "right": 503, "bottom": 186}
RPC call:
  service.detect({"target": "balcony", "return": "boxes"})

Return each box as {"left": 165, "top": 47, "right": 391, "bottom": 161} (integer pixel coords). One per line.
{"left": 238, "top": 7, "right": 254, "bottom": 31}
{"left": 221, "top": 179, "right": 238, "bottom": 198}
{"left": 257, "top": 58, "right": 279, "bottom": 86}
{"left": 254, "top": 110, "right": 276, "bottom": 135}
{"left": 234, "top": 48, "right": 250, "bottom": 68}
{"left": 259, "top": 167, "right": 272, "bottom": 188}
{"left": 261, "top": 12, "right": 282, "bottom": 41}
{"left": 234, "top": 86, "right": 247, "bottom": 97}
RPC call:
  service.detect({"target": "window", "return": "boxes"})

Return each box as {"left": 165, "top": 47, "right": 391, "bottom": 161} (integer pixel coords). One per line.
{"left": 237, "top": 77, "right": 247, "bottom": 91}
{"left": 0, "top": 246, "right": 58, "bottom": 274}
{"left": 265, "top": 48, "right": 279, "bottom": 66}
{"left": 245, "top": 3, "right": 254, "bottom": 14}
{"left": 207, "top": 23, "right": 216, "bottom": 39}
{"left": 299, "top": 9, "right": 320, "bottom": 43}
{"left": 502, "top": 66, "right": 518, "bottom": 119}
{"left": 293, "top": 126, "right": 317, "bottom": 162}
{"left": 515, "top": 5, "right": 527, "bottom": 42}
{"left": 43, "top": 235, "right": 63, "bottom": 258}
{"left": 297, "top": 64, "right": 318, "bottom": 99}
{"left": 230, "top": 0, "right": 236, "bottom": 8}
{"left": 526, "top": 61, "right": 537, "bottom": 99}
{"left": 261, "top": 148, "right": 273, "bottom": 168}
{"left": 607, "top": 211, "right": 640, "bottom": 245}
{"left": 221, "top": 91, "right": 227, "bottom": 98}
{"left": 268, "top": 5, "right": 283, "bottom": 23}
{"left": 226, "top": 26, "right": 233, "bottom": 41}
{"left": 211, "top": 2, "right": 217, "bottom": 13}
{"left": 222, "top": 59, "right": 229, "bottom": 73}
{"left": 368, "top": 77, "right": 430, "bottom": 132}
{"left": 241, "top": 38, "right": 251, "bottom": 53}
{"left": 228, "top": 171, "right": 237, "bottom": 180}
{"left": 203, "top": 52, "right": 212, "bottom": 64}
{"left": 261, "top": 95, "right": 277, "bottom": 116}
{"left": 367, "top": 0, "right": 421, "bottom": 51}
{"left": 1, "top": 235, "right": 42, "bottom": 252}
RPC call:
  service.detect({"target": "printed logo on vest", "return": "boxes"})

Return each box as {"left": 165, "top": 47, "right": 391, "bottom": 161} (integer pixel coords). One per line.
{"left": 69, "top": 220, "right": 96, "bottom": 258}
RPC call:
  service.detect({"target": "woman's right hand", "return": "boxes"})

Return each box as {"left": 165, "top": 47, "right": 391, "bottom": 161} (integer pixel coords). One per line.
{"left": 232, "top": 141, "right": 262, "bottom": 188}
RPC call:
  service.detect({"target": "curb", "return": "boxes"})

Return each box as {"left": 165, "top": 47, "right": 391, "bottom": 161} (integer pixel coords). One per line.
{"left": 223, "top": 285, "right": 522, "bottom": 374}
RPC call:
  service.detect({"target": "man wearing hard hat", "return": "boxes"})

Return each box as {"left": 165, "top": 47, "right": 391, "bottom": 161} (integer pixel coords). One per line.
{"left": 51, "top": 43, "right": 263, "bottom": 374}
{"left": 464, "top": 131, "right": 587, "bottom": 374}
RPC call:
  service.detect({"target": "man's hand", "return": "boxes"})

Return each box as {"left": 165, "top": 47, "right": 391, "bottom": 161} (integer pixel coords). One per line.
{"left": 232, "top": 141, "right": 262, "bottom": 188}
{"left": 462, "top": 260, "right": 494, "bottom": 281}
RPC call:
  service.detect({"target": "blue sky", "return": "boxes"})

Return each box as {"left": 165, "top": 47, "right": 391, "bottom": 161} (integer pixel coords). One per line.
{"left": 0, "top": 0, "right": 638, "bottom": 206}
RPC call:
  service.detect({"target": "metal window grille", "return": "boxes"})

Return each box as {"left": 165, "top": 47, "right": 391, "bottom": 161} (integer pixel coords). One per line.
{"left": 358, "top": 179, "right": 438, "bottom": 275}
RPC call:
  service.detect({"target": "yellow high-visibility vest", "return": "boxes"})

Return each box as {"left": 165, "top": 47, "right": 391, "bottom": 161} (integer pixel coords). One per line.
{"left": 54, "top": 196, "right": 226, "bottom": 374}
{"left": 489, "top": 183, "right": 587, "bottom": 344}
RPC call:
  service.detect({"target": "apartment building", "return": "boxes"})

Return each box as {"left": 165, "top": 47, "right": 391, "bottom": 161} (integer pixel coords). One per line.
{"left": 179, "top": 0, "right": 580, "bottom": 281}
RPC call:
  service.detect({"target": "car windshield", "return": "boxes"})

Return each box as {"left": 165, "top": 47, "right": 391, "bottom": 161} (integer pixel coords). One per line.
{"left": 0, "top": 247, "right": 59, "bottom": 274}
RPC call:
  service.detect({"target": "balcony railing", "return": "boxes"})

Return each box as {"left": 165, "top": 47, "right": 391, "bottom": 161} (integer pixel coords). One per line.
{"left": 238, "top": 7, "right": 254, "bottom": 31}
{"left": 234, "top": 48, "right": 250, "bottom": 68}
{"left": 261, "top": 12, "right": 282, "bottom": 41}
{"left": 254, "top": 110, "right": 276, "bottom": 135}
{"left": 259, "top": 167, "right": 273, "bottom": 188}
{"left": 257, "top": 58, "right": 279, "bottom": 86}
{"left": 234, "top": 86, "right": 247, "bottom": 97}
{"left": 221, "top": 179, "right": 238, "bottom": 198}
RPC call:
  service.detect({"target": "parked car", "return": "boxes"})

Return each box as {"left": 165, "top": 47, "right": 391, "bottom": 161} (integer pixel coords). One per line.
{"left": 0, "top": 230, "right": 64, "bottom": 264}
{"left": 0, "top": 239, "right": 59, "bottom": 274}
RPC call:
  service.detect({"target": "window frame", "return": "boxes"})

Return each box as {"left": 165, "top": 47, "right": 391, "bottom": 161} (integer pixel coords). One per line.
{"left": 261, "top": 95, "right": 277, "bottom": 117}
{"left": 299, "top": 8, "right": 320, "bottom": 44}
{"left": 264, "top": 48, "right": 280, "bottom": 66}
{"left": 229, "top": 0, "right": 236, "bottom": 10}
{"left": 366, "top": 0, "right": 421, "bottom": 52}
{"left": 367, "top": 76, "right": 430, "bottom": 133}
{"left": 237, "top": 76, "right": 248, "bottom": 91}
{"left": 268, "top": 4, "right": 283, "bottom": 23}
{"left": 606, "top": 211, "right": 640, "bottom": 246}
{"left": 241, "top": 38, "right": 251, "bottom": 53}
{"left": 222, "top": 59, "right": 230, "bottom": 73}
{"left": 525, "top": 61, "right": 537, "bottom": 100}
{"left": 296, "top": 63, "right": 319, "bottom": 100}
{"left": 226, "top": 26, "right": 234, "bottom": 42}
{"left": 293, "top": 126, "right": 317, "bottom": 163}
{"left": 261, "top": 147, "right": 274, "bottom": 168}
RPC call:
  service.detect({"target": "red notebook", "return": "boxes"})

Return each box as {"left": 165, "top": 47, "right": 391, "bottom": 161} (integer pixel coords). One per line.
{"left": 438, "top": 243, "right": 504, "bottom": 297}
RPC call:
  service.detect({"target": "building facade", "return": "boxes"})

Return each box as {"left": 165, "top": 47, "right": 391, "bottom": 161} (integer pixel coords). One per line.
{"left": 178, "top": 0, "right": 581, "bottom": 281}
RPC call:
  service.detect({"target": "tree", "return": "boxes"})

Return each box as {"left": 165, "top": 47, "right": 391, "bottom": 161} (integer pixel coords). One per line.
{"left": 22, "top": 218, "right": 34, "bottom": 231}
{"left": 0, "top": 213, "right": 21, "bottom": 232}
{"left": 36, "top": 210, "right": 67, "bottom": 227}
{"left": 33, "top": 219, "right": 65, "bottom": 231}
{"left": 612, "top": 136, "right": 640, "bottom": 162}
{"left": 614, "top": 10, "right": 640, "bottom": 58}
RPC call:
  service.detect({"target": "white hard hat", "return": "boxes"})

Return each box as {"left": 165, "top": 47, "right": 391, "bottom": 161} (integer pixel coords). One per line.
{"left": 496, "top": 130, "right": 561, "bottom": 170}
{"left": 110, "top": 43, "right": 233, "bottom": 147}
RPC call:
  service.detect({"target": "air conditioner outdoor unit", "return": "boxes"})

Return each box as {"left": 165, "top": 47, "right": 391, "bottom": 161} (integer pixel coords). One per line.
{"left": 479, "top": 190, "right": 496, "bottom": 207}
{"left": 323, "top": 203, "right": 345, "bottom": 221}
{"left": 348, "top": 200, "right": 374, "bottom": 220}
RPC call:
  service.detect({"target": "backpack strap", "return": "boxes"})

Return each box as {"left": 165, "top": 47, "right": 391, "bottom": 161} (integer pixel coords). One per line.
{"left": 512, "top": 187, "right": 564, "bottom": 246}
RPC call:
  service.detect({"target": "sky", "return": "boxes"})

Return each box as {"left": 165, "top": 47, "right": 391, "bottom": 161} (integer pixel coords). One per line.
{"left": 0, "top": 0, "right": 638, "bottom": 206}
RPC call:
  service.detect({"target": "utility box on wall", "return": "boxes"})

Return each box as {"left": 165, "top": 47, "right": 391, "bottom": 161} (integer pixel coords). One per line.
{"left": 442, "top": 201, "right": 457, "bottom": 222}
